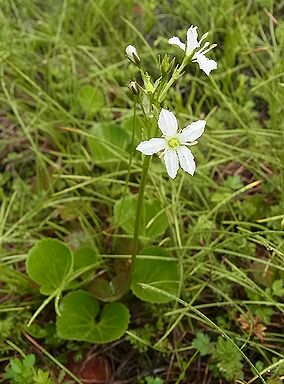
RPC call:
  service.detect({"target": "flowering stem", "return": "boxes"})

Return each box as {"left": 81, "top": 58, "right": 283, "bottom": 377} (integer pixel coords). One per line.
{"left": 113, "top": 101, "right": 137, "bottom": 252}
{"left": 130, "top": 154, "right": 151, "bottom": 275}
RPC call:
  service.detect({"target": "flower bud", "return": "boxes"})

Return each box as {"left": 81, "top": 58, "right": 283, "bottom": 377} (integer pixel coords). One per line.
{"left": 125, "top": 45, "right": 141, "bottom": 66}
{"left": 128, "top": 81, "right": 140, "bottom": 95}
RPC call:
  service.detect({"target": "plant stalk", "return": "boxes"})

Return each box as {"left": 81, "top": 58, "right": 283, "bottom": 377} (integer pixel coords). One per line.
{"left": 130, "top": 155, "right": 151, "bottom": 275}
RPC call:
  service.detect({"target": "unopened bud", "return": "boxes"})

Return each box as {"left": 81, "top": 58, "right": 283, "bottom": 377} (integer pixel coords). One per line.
{"left": 125, "top": 45, "right": 141, "bottom": 66}
{"left": 128, "top": 81, "right": 140, "bottom": 95}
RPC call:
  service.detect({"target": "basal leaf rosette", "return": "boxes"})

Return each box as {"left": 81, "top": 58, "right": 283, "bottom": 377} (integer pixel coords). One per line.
{"left": 56, "top": 290, "right": 130, "bottom": 343}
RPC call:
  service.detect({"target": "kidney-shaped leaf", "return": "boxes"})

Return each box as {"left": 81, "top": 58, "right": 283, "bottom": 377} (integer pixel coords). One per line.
{"left": 56, "top": 290, "right": 130, "bottom": 343}
{"left": 131, "top": 247, "right": 180, "bottom": 303}
{"left": 26, "top": 239, "right": 73, "bottom": 295}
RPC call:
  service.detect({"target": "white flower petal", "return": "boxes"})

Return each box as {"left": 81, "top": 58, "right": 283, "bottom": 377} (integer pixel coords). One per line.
{"left": 176, "top": 146, "right": 196, "bottom": 176}
{"left": 186, "top": 26, "right": 200, "bottom": 55}
{"left": 136, "top": 138, "right": 167, "bottom": 155}
{"left": 164, "top": 149, "right": 179, "bottom": 179}
{"left": 168, "top": 36, "right": 186, "bottom": 51}
{"left": 158, "top": 108, "right": 178, "bottom": 137}
{"left": 179, "top": 120, "right": 206, "bottom": 143}
{"left": 200, "top": 43, "right": 217, "bottom": 56}
{"left": 200, "top": 32, "right": 209, "bottom": 44}
{"left": 195, "top": 53, "right": 217, "bottom": 76}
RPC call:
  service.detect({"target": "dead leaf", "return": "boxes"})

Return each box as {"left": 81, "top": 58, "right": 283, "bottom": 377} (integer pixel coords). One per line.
{"left": 237, "top": 313, "right": 266, "bottom": 342}
{"left": 68, "top": 353, "right": 112, "bottom": 383}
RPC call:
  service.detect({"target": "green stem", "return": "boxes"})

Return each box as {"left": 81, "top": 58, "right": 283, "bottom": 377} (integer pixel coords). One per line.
{"left": 130, "top": 155, "right": 151, "bottom": 274}
{"left": 113, "top": 101, "right": 137, "bottom": 251}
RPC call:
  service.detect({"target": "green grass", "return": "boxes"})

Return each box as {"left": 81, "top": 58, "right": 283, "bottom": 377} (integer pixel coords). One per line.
{"left": 0, "top": 0, "right": 284, "bottom": 383}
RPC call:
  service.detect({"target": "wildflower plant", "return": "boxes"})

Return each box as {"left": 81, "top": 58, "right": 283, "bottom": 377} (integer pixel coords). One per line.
{"left": 25, "top": 25, "right": 217, "bottom": 344}
{"left": 125, "top": 25, "right": 217, "bottom": 300}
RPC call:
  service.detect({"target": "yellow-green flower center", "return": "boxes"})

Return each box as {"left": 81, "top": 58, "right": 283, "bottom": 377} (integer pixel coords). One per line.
{"left": 167, "top": 137, "right": 180, "bottom": 149}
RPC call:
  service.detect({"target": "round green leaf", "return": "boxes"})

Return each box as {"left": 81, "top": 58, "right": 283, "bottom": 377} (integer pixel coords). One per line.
{"left": 131, "top": 247, "right": 180, "bottom": 303}
{"left": 88, "top": 122, "right": 129, "bottom": 170}
{"left": 114, "top": 195, "right": 168, "bottom": 238}
{"left": 56, "top": 291, "right": 130, "bottom": 343}
{"left": 26, "top": 239, "right": 73, "bottom": 295}
{"left": 78, "top": 85, "right": 105, "bottom": 115}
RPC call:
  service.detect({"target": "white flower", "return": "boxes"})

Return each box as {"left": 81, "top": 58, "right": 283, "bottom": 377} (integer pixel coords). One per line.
{"left": 168, "top": 25, "right": 217, "bottom": 76}
{"left": 125, "top": 45, "right": 140, "bottom": 65}
{"left": 136, "top": 108, "right": 206, "bottom": 179}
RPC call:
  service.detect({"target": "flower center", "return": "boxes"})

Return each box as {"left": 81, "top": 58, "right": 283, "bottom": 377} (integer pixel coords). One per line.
{"left": 167, "top": 137, "right": 180, "bottom": 149}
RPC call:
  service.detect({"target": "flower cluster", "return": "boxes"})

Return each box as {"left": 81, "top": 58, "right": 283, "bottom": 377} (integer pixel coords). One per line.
{"left": 126, "top": 25, "right": 217, "bottom": 75}
{"left": 125, "top": 25, "right": 216, "bottom": 179}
